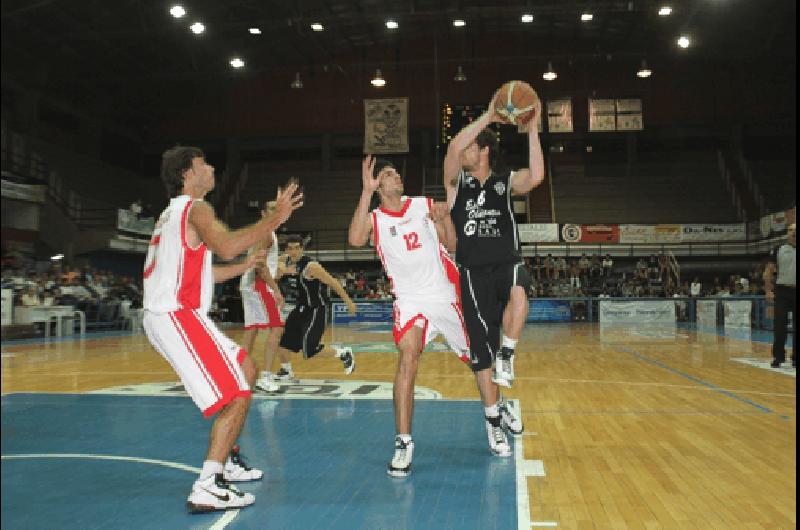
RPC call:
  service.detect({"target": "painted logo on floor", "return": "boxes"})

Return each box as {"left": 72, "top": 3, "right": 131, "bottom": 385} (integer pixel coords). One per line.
{"left": 91, "top": 379, "right": 443, "bottom": 399}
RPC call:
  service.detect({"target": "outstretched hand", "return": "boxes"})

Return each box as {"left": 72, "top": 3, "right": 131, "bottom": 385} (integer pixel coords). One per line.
{"left": 362, "top": 155, "right": 380, "bottom": 193}
{"left": 245, "top": 249, "right": 267, "bottom": 269}
{"left": 273, "top": 179, "right": 304, "bottom": 225}
{"left": 429, "top": 201, "right": 451, "bottom": 223}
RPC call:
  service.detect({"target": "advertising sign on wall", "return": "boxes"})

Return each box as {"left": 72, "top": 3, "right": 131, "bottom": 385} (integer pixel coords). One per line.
{"left": 598, "top": 300, "right": 676, "bottom": 325}
{"left": 518, "top": 223, "right": 559, "bottom": 243}
{"left": 332, "top": 302, "right": 394, "bottom": 324}
{"left": 526, "top": 300, "right": 572, "bottom": 322}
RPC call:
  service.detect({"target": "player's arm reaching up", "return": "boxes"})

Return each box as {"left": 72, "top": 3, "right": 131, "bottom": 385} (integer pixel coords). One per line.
{"left": 256, "top": 248, "right": 285, "bottom": 309}
{"left": 430, "top": 201, "right": 457, "bottom": 253}
{"left": 305, "top": 262, "right": 357, "bottom": 316}
{"left": 190, "top": 182, "right": 303, "bottom": 261}
{"left": 510, "top": 97, "right": 545, "bottom": 195}
{"left": 443, "top": 91, "right": 504, "bottom": 207}
{"left": 348, "top": 155, "right": 380, "bottom": 247}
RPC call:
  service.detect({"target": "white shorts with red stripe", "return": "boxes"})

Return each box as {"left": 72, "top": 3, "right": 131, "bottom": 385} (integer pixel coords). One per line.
{"left": 392, "top": 297, "right": 471, "bottom": 363}
{"left": 144, "top": 308, "right": 250, "bottom": 417}
{"left": 241, "top": 284, "right": 284, "bottom": 330}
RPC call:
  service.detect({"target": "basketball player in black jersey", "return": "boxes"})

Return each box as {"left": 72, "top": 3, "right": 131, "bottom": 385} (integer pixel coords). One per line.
{"left": 444, "top": 90, "right": 544, "bottom": 436}
{"left": 276, "top": 235, "right": 358, "bottom": 374}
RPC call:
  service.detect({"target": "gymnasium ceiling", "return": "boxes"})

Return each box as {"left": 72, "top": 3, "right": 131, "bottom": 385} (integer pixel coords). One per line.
{"left": 1, "top": 0, "right": 796, "bottom": 135}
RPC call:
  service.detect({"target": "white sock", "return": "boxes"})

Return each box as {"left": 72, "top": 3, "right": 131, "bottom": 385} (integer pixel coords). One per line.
{"left": 484, "top": 403, "right": 500, "bottom": 417}
{"left": 200, "top": 460, "right": 224, "bottom": 480}
{"left": 281, "top": 362, "right": 292, "bottom": 371}
{"left": 502, "top": 335, "right": 517, "bottom": 349}
{"left": 397, "top": 434, "right": 412, "bottom": 444}
{"left": 261, "top": 371, "right": 273, "bottom": 378}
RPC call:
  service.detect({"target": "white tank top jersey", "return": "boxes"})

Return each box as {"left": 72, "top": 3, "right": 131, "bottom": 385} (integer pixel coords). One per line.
{"left": 143, "top": 195, "right": 214, "bottom": 314}
{"left": 239, "top": 232, "right": 279, "bottom": 292}
{"left": 372, "top": 196, "right": 457, "bottom": 302}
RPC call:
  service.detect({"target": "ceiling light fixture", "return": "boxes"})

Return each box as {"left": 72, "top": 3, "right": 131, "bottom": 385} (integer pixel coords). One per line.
{"left": 230, "top": 57, "right": 245, "bottom": 69}
{"left": 248, "top": 28, "right": 261, "bottom": 35}
{"left": 169, "top": 5, "right": 186, "bottom": 18}
{"left": 190, "top": 22, "right": 205, "bottom": 34}
{"left": 677, "top": 35, "right": 691, "bottom": 48}
{"left": 636, "top": 60, "right": 652, "bottom": 78}
{"left": 543, "top": 61, "right": 557, "bottom": 81}
{"left": 386, "top": 19, "right": 398, "bottom": 29}
{"left": 581, "top": 13, "right": 593, "bottom": 22}
{"left": 311, "top": 22, "right": 324, "bottom": 32}
{"left": 658, "top": 6, "right": 672, "bottom": 16}
{"left": 521, "top": 14, "right": 534, "bottom": 23}
{"left": 454, "top": 65, "right": 467, "bottom": 82}
{"left": 371, "top": 69, "right": 386, "bottom": 87}
{"left": 453, "top": 19, "right": 466, "bottom": 28}
{"left": 291, "top": 72, "right": 303, "bottom": 89}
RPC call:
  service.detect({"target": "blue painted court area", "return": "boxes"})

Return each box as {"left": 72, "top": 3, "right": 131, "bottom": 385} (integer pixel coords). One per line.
{"left": 2, "top": 393, "right": 516, "bottom": 530}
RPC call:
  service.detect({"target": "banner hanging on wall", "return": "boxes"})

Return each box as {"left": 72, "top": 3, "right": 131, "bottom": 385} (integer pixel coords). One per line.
{"left": 518, "top": 223, "right": 559, "bottom": 243}
{"left": 364, "top": 98, "right": 409, "bottom": 154}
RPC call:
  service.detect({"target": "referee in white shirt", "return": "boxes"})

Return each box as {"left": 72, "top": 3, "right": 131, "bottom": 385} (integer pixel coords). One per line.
{"left": 764, "top": 223, "right": 796, "bottom": 368}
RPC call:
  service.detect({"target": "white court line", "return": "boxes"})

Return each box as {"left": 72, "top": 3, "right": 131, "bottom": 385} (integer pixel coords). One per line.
{"left": 1, "top": 453, "right": 239, "bottom": 528}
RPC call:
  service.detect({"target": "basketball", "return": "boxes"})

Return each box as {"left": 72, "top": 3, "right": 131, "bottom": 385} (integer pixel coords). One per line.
{"left": 494, "top": 80, "right": 539, "bottom": 126}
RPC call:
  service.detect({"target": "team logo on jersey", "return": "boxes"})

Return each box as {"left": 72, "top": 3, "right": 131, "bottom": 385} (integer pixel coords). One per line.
{"left": 477, "top": 190, "right": 486, "bottom": 206}
{"left": 494, "top": 181, "right": 506, "bottom": 196}
{"left": 464, "top": 219, "right": 477, "bottom": 236}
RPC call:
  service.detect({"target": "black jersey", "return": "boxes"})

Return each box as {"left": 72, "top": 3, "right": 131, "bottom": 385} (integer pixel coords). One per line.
{"left": 450, "top": 169, "right": 521, "bottom": 268}
{"left": 284, "top": 255, "right": 328, "bottom": 308}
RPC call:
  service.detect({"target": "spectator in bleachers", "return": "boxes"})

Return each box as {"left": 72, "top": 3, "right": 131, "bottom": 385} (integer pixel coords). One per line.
{"left": 602, "top": 254, "right": 613, "bottom": 277}
{"left": 20, "top": 286, "right": 40, "bottom": 306}
{"left": 543, "top": 254, "right": 554, "bottom": 280}
{"left": 532, "top": 256, "right": 542, "bottom": 281}
{"left": 557, "top": 256, "right": 568, "bottom": 281}
{"left": 569, "top": 260, "right": 581, "bottom": 290}
{"left": 578, "top": 254, "right": 590, "bottom": 281}
{"left": 690, "top": 277, "right": 702, "bottom": 298}
{"left": 589, "top": 254, "right": 602, "bottom": 279}
{"left": 41, "top": 288, "right": 56, "bottom": 307}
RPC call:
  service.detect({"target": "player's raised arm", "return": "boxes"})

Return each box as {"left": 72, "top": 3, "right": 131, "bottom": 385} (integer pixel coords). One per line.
{"left": 191, "top": 183, "right": 303, "bottom": 261}
{"left": 348, "top": 155, "right": 379, "bottom": 247}
{"left": 444, "top": 91, "right": 504, "bottom": 205}
{"left": 430, "top": 201, "right": 457, "bottom": 253}
{"left": 510, "top": 98, "right": 545, "bottom": 195}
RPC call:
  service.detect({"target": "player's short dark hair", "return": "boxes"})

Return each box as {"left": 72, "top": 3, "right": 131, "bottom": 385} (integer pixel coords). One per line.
{"left": 373, "top": 159, "right": 396, "bottom": 179}
{"left": 285, "top": 234, "right": 304, "bottom": 247}
{"left": 475, "top": 128, "right": 499, "bottom": 169}
{"left": 160, "top": 145, "right": 204, "bottom": 198}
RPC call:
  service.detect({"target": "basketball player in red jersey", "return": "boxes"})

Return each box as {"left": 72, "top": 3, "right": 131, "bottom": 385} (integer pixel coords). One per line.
{"left": 349, "top": 155, "right": 524, "bottom": 478}
{"left": 143, "top": 146, "right": 302, "bottom": 512}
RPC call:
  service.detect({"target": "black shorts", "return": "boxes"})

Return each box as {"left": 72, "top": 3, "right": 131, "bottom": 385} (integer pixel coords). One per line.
{"left": 459, "top": 262, "right": 531, "bottom": 372}
{"left": 279, "top": 305, "right": 327, "bottom": 358}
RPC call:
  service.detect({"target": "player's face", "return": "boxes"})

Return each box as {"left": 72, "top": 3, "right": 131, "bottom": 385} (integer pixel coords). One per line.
{"left": 189, "top": 157, "right": 215, "bottom": 192}
{"left": 286, "top": 242, "right": 303, "bottom": 261}
{"left": 378, "top": 166, "right": 403, "bottom": 196}
{"left": 460, "top": 142, "right": 480, "bottom": 170}
{"left": 262, "top": 201, "right": 277, "bottom": 218}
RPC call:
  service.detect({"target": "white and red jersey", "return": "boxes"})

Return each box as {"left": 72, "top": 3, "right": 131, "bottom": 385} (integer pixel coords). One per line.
{"left": 239, "top": 232, "right": 279, "bottom": 292}
{"left": 372, "top": 197, "right": 459, "bottom": 303}
{"left": 143, "top": 195, "right": 214, "bottom": 314}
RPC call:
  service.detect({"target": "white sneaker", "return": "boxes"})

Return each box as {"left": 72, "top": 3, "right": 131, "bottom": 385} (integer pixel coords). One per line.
{"left": 337, "top": 347, "right": 355, "bottom": 375}
{"left": 492, "top": 347, "right": 515, "bottom": 388}
{"left": 499, "top": 398, "right": 523, "bottom": 436}
{"left": 485, "top": 415, "right": 512, "bottom": 457}
{"left": 274, "top": 367, "right": 294, "bottom": 381}
{"left": 255, "top": 375, "right": 280, "bottom": 393}
{"left": 387, "top": 436, "right": 415, "bottom": 478}
{"left": 187, "top": 473, "right": 255, "bottom": 513}
{"left": 224, "top": 445, "right": 263, "bottom": 482}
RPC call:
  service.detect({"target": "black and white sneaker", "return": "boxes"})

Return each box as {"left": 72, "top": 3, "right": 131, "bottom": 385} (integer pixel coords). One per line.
{"left": 492, "top": 347, "right": 515, "bottom": 388}
{"left": 338, "top": 347, "right": 355, "bottom": 375}
{"left": 187, "top": 473, "right": 255, "bottom": 513}
{"left": 485, "top": 415, "right": 512, "bottom": 457}
{"left": 387, "top": 436, "right": 415, "bottom": 478}
{"left": 224, "top": 445, "right": 263, "bottom": 482}
{"left": 499, "top": 398, "right": 523, "bottom": 436}
{"left": 274, "top": 367, "right": 294, "bottom": 381}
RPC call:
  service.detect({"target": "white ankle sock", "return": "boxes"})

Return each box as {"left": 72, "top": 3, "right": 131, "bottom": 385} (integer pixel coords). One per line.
{"left": 281, "top": 362, "right": 292, "bottom": 371}
{"left": 200, "top": 460, "right": 224, "bottom": 480}
{"left": 502, "top": 336, "right": 517, "bottom": 349}
{"left": 397, "top": 434, "right": 412, "bottom": 444}
{"left": 484, "top": 403, "right": 500, "bottom": 417}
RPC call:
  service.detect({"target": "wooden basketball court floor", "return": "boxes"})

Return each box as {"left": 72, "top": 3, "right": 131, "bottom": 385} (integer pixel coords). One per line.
{"left": 1, "top": 321, "right": 796, "bottom": 529}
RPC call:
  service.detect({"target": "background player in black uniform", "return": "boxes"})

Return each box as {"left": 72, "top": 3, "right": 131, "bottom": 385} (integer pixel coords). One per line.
{"left": 444, "top": 89, "right": 544, "bottom": 444}
{"left": 276, "top": 235, "right": 358, "bottom": 374}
